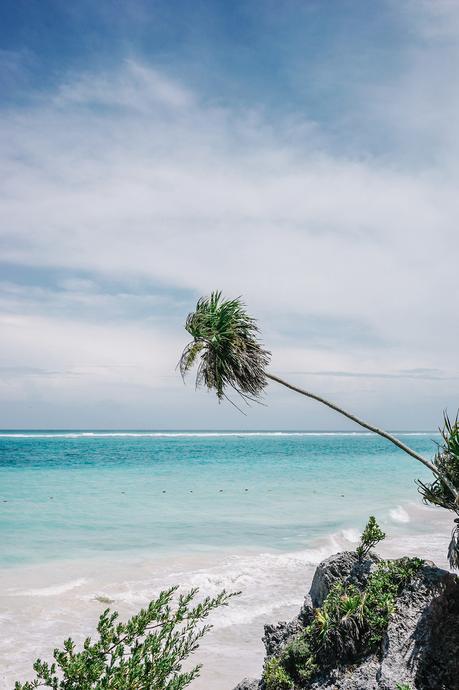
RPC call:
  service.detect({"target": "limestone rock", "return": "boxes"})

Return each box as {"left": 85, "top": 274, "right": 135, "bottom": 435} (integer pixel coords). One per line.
{"left": 309, "top": 550, "right": 379, "bottom": 608}
{"left": 232, "top": 551, "right": 459, "bottom": 690}
{"left": 263, "top": 619, "right": 304, "bottom": 659}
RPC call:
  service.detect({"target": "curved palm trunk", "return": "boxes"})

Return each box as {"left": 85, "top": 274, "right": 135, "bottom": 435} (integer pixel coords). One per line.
{"left": 266, "top": 372, "right": 459, "bottom": 502}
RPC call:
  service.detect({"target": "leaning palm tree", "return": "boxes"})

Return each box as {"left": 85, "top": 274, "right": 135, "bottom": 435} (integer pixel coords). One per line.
{"left": 179, "top": 291, "right": 459, "bottom": 568}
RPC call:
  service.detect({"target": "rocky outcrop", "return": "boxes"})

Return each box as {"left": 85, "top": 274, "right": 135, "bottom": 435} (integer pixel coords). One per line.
{"left": 309, "top": 550, "right": 380, "bottom": 608}
{"left": 232, "top": 552, "right": 459, "bottom": 690}
{"left": 263, "top": 619, "right": 304, "bottom": 659}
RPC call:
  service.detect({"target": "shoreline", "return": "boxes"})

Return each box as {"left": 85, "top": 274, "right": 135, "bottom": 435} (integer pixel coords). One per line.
{"left": 1, "top": 501, "right": 452, "bottom": 690}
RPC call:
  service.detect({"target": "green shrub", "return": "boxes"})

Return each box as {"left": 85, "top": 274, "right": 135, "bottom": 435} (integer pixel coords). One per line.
{"left": 356, "top": 516, "right": 386, "bottom": 561}
{"left": 263, "top": 657, "right": 294, "bottom": 690}
{"left": 15, "top": 586, "right": 238, "bottom": 690}
{"left": 280, "top": 634, "right": 318, "bottom": 686}
{"left": 364, "top": 558, "right": 423, "bottom": 644}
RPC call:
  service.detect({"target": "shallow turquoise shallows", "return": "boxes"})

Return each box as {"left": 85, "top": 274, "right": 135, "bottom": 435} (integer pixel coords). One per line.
{"left": 0, "top": 431, "right": 439, "bottom": 567}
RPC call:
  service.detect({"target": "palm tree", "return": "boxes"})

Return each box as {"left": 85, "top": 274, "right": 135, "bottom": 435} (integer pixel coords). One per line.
{"left": 179, "top": 291, "right": 459, "bottom": 568}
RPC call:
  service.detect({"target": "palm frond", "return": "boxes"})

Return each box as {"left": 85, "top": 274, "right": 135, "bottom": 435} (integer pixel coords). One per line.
{"left": 417, "top": 412, "right": 459, "bottom": 568}
{"left": 417, "top": 412, "right": 459, "bottom": 512}
{"left": 179, "top": 291, "right": 271, "bottom": 404}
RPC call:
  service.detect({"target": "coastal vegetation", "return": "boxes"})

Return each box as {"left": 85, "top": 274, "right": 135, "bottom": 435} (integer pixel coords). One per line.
{"left": 262, "top": 518, "right": 423, "bottom": 690}
{"left": 356, "top": 515, "right": 385, "bottom": 562}
{"left": 180, "top": 291, "right": 459, "bottom": 567}
{"left": 15, "top": 587, "right": 237, "bottom": 690}
{"left": 417, "top": 413, "right": 459, "bottom": 568}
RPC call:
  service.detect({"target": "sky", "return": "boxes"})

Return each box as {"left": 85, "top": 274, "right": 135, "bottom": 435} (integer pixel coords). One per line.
{"left": 0, "top": 0, "right": 458, "bottom": 430}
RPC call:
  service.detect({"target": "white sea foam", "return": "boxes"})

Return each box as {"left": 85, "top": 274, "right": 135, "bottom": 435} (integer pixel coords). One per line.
{"left": 0, "top": 505, "right": 452, "bottom": 690}
{"left": 0, "top": 430, "right": 439, "bottom": 438}
{"left": 341, "top": 527, "right": 361, "bottom": 543}
{"left": 389, "top": 506, "right": 411, "bottom": 523}
{"left": 11, "top": 578, "right": 88, "bottom": 597}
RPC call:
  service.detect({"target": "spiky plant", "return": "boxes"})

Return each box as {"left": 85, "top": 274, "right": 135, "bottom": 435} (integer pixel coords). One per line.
{"left": 418, "top": 414, "right": 459, "bottom": 568}
{"left": 179, "top": 291, "right": 459, "bottom": 567}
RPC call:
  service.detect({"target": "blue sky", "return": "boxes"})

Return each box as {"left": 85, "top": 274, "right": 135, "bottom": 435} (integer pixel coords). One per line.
{"left": 0, "top": 1, "right": 458, "bottom": 429}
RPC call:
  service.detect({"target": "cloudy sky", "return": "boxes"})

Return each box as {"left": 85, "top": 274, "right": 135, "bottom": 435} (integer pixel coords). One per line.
{"left": 1, "top": 0, "right": 458, "bottom": 429}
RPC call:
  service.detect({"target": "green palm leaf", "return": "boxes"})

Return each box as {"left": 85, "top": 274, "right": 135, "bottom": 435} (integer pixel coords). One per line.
{"left": 179, "top": 291, "right": 271, "bottom": 403}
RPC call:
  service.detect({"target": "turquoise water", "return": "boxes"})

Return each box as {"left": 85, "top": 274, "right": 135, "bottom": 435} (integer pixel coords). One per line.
{"left": 0, "top": 431, "right": 439, "bottom": 567}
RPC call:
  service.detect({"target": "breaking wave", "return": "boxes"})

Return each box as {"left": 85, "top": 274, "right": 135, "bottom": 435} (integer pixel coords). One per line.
{"left": 0, "top": 430, "right": 438, "bottom": 439}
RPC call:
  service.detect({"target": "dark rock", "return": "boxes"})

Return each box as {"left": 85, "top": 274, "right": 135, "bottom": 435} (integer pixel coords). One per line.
{"left": 383, "top": 562, "right": 459, "bottom": 690}
{"left": 263, "top": 619, "right": 303, "bottom": 659}
{"left": 298, "top": 597, "right": 315, "bottom": 627}
{"left": 232, "top": 551, "right": 459, "bottom": 690}
{"left": 263, "top": 599, "right": 314, "bottom": 659}
{"left": 307, "top": 562, "right": 459, "bottom": 689}
{"left": 309, "top": 550, "right": 379, "bottom": 608}
{"left": 309, "top": 551, "right": 356, "bottom": 608}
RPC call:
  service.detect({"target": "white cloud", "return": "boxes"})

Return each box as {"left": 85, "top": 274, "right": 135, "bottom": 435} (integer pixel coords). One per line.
{"left": 1, "top": 3, "right": 458, "bottom": 428}
{"left": 56, "top": 59, "right": 194, "bottom": 110}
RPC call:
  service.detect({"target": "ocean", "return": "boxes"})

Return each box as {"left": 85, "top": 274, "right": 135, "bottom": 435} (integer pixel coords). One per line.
{"left": 0, "top": 431, "right": 452, "bottom": 689}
